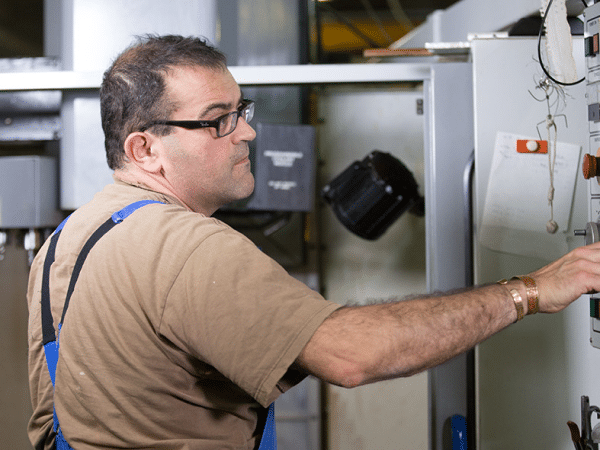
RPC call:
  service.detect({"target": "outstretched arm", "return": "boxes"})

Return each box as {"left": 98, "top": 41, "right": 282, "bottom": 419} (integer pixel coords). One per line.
{"left": 295, "top": 242, "right": 600, "bottom": 388}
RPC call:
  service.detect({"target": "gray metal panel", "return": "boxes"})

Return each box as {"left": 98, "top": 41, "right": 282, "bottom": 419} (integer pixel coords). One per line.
{"left": 0, "top": 115, "right": 61, "bottom": 141}
{"left": 0, "top": 92, "right": 61, "bottom": 115}
{"left": 0, "top": 58, "right": 62, "bottom": 141}
{"left": 423, "top": 62, "right": 474, "bottom": 450}
{"left": 0, "top": 156, "right": 60, "bottom": 228}
{"left": 424, "top": 62, "right": 473, "bottom": 293}
{"left": 51, "top": 0, "right": 217, "bottom": 71}
{"left": 0, "top": 58, "right": 62, "bottom": 116}
{"left": 472, "top": 36, "right": 590, "bottom": 450}
{"left": 60, "top": 92, "right": 113, "bottom": 210}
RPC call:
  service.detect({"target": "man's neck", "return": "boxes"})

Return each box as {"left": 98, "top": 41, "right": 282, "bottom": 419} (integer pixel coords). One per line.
{"left": 113, "top": 168, "right": 195, "bottom": 213}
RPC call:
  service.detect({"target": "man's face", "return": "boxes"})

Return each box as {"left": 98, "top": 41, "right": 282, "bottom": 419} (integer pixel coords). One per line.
{"left": 154, "top": 65, "right": 256, "bottom": 215}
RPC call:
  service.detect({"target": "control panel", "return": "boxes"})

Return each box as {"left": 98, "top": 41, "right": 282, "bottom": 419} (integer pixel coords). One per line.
{"left": 584, "top": 1, "right": 600, "bottom": 348}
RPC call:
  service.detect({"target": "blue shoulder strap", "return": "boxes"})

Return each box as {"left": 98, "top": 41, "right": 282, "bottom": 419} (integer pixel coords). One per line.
{"left": 258, "top": 403, "right": 277, "bottom": 450}
{"left": 41, "top": 199, "right": 277, "bottom": 449}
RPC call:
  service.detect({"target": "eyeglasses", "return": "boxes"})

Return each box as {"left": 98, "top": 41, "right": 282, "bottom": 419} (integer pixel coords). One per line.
{"left": 141, "top": 99, "right": 255, "bottom": 138}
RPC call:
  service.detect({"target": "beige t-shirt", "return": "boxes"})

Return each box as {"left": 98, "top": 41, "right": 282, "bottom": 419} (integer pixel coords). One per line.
{"left": 27, "top": 181, "right": 340, "bottom": 450}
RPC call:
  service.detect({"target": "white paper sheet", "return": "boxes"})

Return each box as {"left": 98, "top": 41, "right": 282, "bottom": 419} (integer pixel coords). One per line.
{"left": 479, "top": 131, "right": 581, "bottom": 261}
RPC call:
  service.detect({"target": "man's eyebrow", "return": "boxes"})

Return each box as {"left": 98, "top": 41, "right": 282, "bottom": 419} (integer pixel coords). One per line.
{"left": 198, "top": 94, "right": 244, "bottom": 119}
{"left": 198, "top": 102, "right": 232, "bottom": 119}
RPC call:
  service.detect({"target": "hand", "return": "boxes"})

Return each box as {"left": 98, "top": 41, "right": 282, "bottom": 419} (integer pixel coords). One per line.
{"left": 529, "top": 241, "right": 600, "bottom": 314}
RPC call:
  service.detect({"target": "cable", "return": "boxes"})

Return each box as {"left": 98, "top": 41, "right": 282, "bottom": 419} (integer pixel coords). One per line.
{"left": 537, "top": 0, "right": 586, "bottom": 86}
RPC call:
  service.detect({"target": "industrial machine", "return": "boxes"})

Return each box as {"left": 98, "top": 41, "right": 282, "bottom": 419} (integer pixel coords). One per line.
{"left": 583, "top": 0, "right": 600, "bottom": 351}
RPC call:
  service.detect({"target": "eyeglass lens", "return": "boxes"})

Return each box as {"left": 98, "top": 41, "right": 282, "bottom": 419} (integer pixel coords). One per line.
{"left": 218, "top": 102, "right": 254, "bottom": 137}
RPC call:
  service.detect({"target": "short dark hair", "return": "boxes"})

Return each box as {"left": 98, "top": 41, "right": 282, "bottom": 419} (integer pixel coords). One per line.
{"left": 100, "top": 34, "right": 227, "bottom": 170}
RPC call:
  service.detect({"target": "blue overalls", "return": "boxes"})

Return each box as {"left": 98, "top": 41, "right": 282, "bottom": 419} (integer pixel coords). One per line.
{"left": 41, "top": 200, "right": 276, "bottom": 449}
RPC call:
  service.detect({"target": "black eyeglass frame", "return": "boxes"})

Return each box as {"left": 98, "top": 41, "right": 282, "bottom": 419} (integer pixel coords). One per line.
{"left": 140, "top": 99, "right": 255, "bottom": 138}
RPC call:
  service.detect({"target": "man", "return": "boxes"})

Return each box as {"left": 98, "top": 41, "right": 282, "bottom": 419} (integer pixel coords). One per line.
{"left": 27, "top": 34, "right": 600, "bottom": 449}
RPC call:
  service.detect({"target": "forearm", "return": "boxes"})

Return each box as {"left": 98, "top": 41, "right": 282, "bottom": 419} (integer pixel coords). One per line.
{"left": 296, "top": 242, "right": 600, "bottom": 388}
{"left": 297, "top": 281, "right": 520, "bottom": 388}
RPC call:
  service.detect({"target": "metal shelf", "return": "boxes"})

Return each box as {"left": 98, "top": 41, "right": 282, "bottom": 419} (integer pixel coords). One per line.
{"left": 0, "top": 63, "right": 432, "bottom": 92}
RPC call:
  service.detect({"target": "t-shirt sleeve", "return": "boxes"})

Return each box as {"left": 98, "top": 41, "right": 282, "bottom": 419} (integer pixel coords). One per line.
{"left": 159, "top": 226, "right": 341, "bottom": 407}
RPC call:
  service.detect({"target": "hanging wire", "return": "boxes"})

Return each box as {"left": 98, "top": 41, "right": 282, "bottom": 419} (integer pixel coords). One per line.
{"left": 537, "top": 0, "right": 588, "bottom": 86}
{"left": 529, "top": 75, "right": 570, "bottom": 125}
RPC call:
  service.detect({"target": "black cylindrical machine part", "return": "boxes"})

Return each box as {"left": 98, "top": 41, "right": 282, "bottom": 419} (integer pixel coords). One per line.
{"left": 321, "top": 150, "right": 423, "bottom": 240}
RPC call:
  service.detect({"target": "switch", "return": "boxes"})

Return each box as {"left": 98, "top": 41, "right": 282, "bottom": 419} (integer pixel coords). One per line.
{"left": 585, "top": 34, "right": 600, "bottom": 57}
{"left": 587, "top": 36, "right": 595, "bottom": 56}
{"left": 591, "top": 297, "right": 600, "bottom": 319}
{"left": 589, "top": 103, "right": 600, "bottom": 122}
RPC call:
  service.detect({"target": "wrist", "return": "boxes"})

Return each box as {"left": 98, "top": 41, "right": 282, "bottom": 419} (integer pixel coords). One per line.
{"left": 512, "top": 275, "right": 540, "bottom": 315}
{"left": 497, "top": 276, "right": 539, "bottom": 322}
{"left": 497, "top": 278, "right": 525, "bottom": 322}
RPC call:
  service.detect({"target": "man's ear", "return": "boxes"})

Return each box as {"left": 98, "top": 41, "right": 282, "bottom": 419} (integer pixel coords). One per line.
{"left": 123, "top": 132, "right": 162, "bottom": 173}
